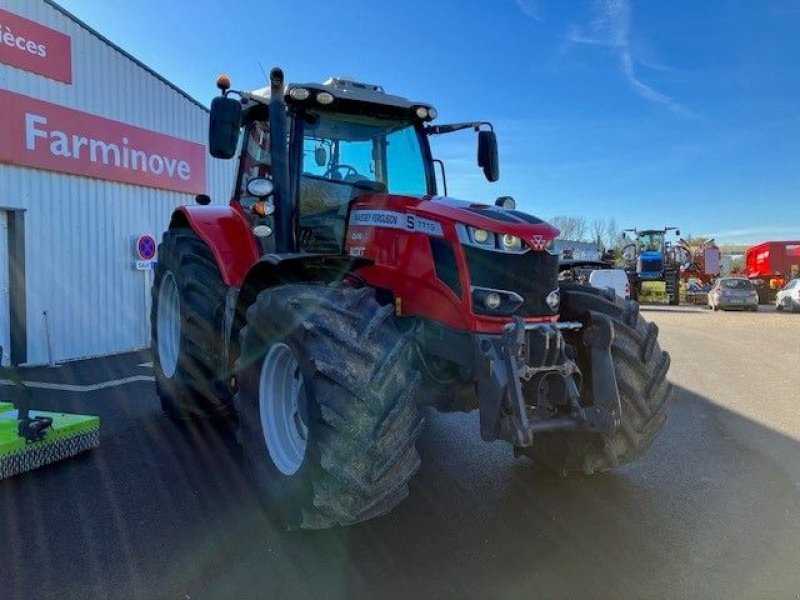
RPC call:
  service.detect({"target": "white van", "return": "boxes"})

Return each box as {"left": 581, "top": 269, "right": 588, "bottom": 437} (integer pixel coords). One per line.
{"left": 588, "top": 268, "right": 631, "bottom": 300}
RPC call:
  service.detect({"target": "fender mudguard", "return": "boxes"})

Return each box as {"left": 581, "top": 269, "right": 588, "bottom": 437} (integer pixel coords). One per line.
{"left": 169, "top": 206, "right": 259, "bottom": 287}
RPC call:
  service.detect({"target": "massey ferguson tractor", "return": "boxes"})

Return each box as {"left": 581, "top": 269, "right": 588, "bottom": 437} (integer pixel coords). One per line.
{"left": 622, "top": 227, "right": 682, "bottom": 305}
{"left": 150, "top": 68, "right": 671, "bottom": 529}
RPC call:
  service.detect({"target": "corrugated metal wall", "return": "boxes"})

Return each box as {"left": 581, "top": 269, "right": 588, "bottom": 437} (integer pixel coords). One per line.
{"left": 0, "top": 0, "right": 236, "bottom": 364}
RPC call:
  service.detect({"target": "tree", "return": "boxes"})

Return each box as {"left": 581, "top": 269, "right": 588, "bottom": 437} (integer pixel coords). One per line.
{"left": 549, "top": 215, "right": 588, "bottom": 241}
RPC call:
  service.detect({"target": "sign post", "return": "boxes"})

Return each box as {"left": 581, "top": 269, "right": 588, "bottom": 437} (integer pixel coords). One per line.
{"left": 134, "top": 235, "right": 157, "bottom": 345}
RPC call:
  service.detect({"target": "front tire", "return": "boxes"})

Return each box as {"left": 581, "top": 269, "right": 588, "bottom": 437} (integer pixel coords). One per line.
{"left": 519, "top": 284, "right": 671, "bottom": 474}
{"left": 151, "top": 229, "right": 230, "bottom": 420}
{"left": 236, "top": 284, "right": 423, "bottom": 529}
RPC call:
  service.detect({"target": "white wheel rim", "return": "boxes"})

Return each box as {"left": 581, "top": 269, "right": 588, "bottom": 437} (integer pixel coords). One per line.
{"left": 259, "top": 343, "right": 308, "bottom": 476}
{"left": 157, "top": 272, "right": 181, "bottom": 378}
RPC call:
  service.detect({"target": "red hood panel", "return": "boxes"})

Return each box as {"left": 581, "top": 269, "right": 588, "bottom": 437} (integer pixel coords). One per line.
{"left": 350, "top": 193, "right": 560, "bottom": 245}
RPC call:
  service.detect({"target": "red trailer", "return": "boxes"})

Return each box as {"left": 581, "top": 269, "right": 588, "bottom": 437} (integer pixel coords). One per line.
{"left": 744, "top": 241, "right": 800, "bottom": 303}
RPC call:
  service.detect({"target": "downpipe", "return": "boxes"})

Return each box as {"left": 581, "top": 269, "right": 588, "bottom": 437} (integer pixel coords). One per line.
{"left": 43, "top": 310, "right": 56, "bottom": 368}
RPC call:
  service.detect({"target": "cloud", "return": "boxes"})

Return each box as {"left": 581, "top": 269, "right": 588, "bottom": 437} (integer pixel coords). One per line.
{"left": 701, "top": 226, "right": 800, "bottom": 241}
{"left": 514, "top": 0, "right": 542, "bottom": 21}
{"left": 566, "top": 0, "right": 689, "bottom": 115}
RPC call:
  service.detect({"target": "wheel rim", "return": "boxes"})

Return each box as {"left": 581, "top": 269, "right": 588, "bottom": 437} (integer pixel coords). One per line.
{"left": 259, "top": 343, "right": 308, "bottom": 476}
{"left": 157, "top": 272, "right": 181, "bottom": 378}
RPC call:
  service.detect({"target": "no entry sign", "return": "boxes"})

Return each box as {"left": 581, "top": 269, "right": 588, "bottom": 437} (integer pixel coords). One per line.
{"left": 136, "top": 234, "right": 157, "bottom": 261}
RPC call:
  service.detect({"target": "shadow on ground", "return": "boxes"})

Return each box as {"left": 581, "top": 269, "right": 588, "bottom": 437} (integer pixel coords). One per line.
{"left": 2, "top": 358, "right": 800, "bottom": 599}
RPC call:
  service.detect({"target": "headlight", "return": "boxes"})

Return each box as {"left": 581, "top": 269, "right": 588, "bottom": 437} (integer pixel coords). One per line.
{"left": 246, "top": 177, "right": 274, "bottom": 197}
{"left": 502, "top": 234, "right": 522, "bottom": 252}
{"left": 471, "top": 286, "right": 524, "bottom": 315}
{"left": 457, "top": 225, "right": 529, "bottom": 254}
{"left": 546, "top": 289, "right": 560, "bottom": 310}
{"left": 415, "top": 106, "right": 429, "bottom": 119}
{"left": 473, "top": 229, "right": 492, "bottom": 245}
{"left": 316, "top": 92, "right": 334, "bottom": 105}
{"left": 289, "top": 87, "right": 310, "bottom": 101}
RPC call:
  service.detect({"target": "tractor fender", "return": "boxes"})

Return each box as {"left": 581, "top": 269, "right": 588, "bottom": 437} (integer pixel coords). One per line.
{"left": 168, "top": 206, "right": 259, "bottom": 287}
{"left": 234, "top": 254, "right": 373, "bottom": 336}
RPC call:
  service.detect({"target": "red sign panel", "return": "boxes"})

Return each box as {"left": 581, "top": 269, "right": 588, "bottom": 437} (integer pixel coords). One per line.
{"left": 0, "top": 90, "right": 207, "bottom": 194}
{"left": 0, "top": 8, "right": 72, "bottom": 84}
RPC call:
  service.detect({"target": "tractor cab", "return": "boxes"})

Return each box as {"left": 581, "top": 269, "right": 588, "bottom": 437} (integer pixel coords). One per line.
{"left": 209, "top": 70, "right": 498, "bottom": 256}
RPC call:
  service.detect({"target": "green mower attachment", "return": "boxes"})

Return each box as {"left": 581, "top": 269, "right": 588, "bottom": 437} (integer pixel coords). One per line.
{"left": 1, "top": 350, "right": 100, "bottom": 480}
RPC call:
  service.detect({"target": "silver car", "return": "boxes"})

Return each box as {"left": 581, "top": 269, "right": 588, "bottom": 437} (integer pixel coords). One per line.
{"left": 708, "top": 277, "right": 759, "bottom": 311}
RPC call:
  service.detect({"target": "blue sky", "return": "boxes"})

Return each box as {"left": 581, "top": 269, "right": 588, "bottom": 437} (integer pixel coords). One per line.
{"left": 60, "top": 0, "right": 800, "bottom": 244}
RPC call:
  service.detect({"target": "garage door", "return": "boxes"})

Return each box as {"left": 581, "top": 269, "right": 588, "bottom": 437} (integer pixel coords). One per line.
{"left": 0, "top": 212, "right": 9, "bottom": 366}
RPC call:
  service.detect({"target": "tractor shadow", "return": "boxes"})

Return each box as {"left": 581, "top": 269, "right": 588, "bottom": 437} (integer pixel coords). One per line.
{"left": 3, "top": 381, "right": 800, "bottom": 600}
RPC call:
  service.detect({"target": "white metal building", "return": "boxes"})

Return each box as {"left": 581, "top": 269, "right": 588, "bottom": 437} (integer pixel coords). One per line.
{"left": 0, "top": 0, "right": 235, "bottom": 365}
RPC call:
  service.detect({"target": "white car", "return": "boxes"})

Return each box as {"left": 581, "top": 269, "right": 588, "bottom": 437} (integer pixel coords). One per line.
{"left": 559, "top": 260, "right": 630, "bottom": 300}
{"left": 775, "top": 279, "right": 800, "bottom": 312}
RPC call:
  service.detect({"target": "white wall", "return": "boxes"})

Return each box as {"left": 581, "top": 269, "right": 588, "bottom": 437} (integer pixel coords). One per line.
{"left": 0, "top": 0, "right": 236, "bottom": 364}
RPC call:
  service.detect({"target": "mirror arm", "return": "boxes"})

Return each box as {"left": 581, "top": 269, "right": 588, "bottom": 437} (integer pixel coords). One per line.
{"left": 425, "top": 121, "right": 493, "bottom": 135}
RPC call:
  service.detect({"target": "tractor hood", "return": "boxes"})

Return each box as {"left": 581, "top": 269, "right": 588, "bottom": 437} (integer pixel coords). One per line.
{"left": 348, "top": 193, "right": 559, "bottom": 250}
{"left": 639, "top": 250, "right": 664, "bottom": 262}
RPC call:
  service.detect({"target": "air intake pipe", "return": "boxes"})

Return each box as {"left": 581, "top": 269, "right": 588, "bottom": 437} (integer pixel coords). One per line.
{"left": 268, "top": 67, "right": 295, "bottom": 253}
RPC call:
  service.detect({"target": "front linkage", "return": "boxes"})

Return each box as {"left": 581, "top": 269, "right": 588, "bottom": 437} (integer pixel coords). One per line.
{"left": 475, "top": 314, "right": 622, "bottom": 447}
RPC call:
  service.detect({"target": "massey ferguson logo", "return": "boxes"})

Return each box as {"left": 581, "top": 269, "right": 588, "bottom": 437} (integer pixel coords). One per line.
{"left": 530, "top": 235, "right": 547, "bottom": 251}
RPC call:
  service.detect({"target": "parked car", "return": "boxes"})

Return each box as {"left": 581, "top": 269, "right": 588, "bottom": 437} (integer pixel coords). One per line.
{"left": 775, "top": 279, "right": 800, "bottom": 312}
{"left": 708, "top": 277, "right": 759, "bottom": 311}
{"left": 559, "top": 260, "right": 630, "bottom": 300}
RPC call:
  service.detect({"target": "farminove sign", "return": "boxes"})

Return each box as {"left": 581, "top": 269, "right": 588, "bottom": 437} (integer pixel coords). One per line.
{"left": 0, "top": 89, "right": 207, "bottom": 194}
{"left": 0, "top": 8, "right": 72, "bottom": 84}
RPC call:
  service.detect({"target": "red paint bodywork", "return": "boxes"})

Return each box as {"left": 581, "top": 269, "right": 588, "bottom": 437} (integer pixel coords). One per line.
{"left": 346, "top": 194, "right": 559, "bottom": 333}
{"left": 744, "top": 241, "right": 800, "bottom": 284}
{"left": 173, "top": 205, "right": 259, "bottom": 286}
{"left": 175, "top": 193, "right": 560, "bottom": 334}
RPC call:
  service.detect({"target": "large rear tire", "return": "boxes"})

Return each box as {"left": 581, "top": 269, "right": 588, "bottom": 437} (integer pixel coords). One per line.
{"left": 519, "top": 284, "right": 671, "bottom": 474}
{"left": 236, "top": 284, "right": 423, "bottom": 529}
{"left": 151, "top": 228, "right": 230, "bottom": 420}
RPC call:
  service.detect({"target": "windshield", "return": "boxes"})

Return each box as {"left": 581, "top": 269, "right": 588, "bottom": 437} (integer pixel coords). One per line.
{"left": 299, "top": 110, "right": 429, "bottom": 201}
{"left": 719, "top": 278, "right": 753, "bottom": 290}
{"left": 638, "top": 231, "right": 665, "bottom": 252}
{"left": 293, "top": 110, "right": 431, "bottom": 252}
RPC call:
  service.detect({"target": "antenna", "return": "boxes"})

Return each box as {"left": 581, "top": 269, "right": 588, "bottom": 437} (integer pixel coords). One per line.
{"left": 257, "top": 62, "right": 269, "bottom": 85}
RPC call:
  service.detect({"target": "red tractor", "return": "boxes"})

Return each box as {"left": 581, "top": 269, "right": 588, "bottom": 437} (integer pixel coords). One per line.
{"left": 150, "top": 68, "right": 671, "bottom": 529}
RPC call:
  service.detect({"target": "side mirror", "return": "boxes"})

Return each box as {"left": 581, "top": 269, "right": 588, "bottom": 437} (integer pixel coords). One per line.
{"left": 495, "top": 196, "right": 515, "bottom": 209}
{"left": 477, "top": 130, "right": 499, "bottom": 182}
{"left": 314, "top": 146, "right": 327, "bottom": 167}
{"left": 209, "top": 96, "right": 242, "bottom": 159}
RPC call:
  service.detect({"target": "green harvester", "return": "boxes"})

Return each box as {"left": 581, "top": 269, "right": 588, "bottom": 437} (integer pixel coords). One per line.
{"left": 1, "top": 350, "right": 99, "bottom": 480}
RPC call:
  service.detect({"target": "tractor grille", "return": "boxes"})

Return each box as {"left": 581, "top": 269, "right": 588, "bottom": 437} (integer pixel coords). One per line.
{"left": 640, "top": 258, "right": 662, "bottom": 273}
{"left": 464, "top": 246, "right": 559, "bottom": 317}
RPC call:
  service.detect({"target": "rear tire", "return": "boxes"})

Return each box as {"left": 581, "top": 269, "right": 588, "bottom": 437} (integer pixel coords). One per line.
{"left": 151, "top": 228, "right": 230, "bottom": 420}
{"left": 236, "top": 284, "right": 423, "bottom": 529}
{"left": 519, "top": 284, "right": 671, "bottom": 474}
